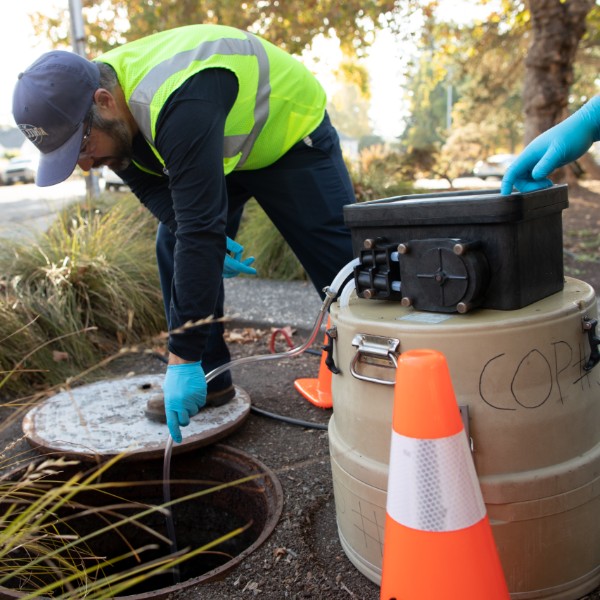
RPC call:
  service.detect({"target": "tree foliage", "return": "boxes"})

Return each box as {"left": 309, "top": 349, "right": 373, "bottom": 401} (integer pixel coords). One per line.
{"left": 327, "top": 81, "right": 372, "bottom": 139}
{"left": 33, "top": 0, "right": 412, "bottom": 59}
{"left": 399, "top": 0, "right": 600, "bottom": 180}
{"left": 401, "top": 4, "right": 528, "bottom": 156}
{"left": 399, "top": 65, "right": 449, "bottom": 150}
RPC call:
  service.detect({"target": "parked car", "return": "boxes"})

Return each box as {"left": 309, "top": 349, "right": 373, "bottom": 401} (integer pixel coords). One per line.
{"left": 102, "top": 166, "right": 128, "bottom": 191}
{"left": 473, "top": 153, "right": 517, "bottom": 180}
{"left": 0, "top": 159, "right": 7, "bottom": 186}
{"left": 3, "top": 156, "right": 38, "bottom": 185}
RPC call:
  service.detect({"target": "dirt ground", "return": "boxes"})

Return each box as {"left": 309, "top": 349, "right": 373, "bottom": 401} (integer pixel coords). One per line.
{"left": 561, "top": 181, "right": 600, "bottom": 293}
{"left": 0, "top": 181, "right": 599, "bottom": 599}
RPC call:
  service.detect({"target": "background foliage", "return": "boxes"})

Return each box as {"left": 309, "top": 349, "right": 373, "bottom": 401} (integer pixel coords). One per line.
{"left": 29, "top": 0, "right": 600, "bottom": 183}
{"left": 34, "top": 0, "right": 415, "bottom": 57}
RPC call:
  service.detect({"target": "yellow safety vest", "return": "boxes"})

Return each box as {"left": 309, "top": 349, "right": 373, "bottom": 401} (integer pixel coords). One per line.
{"left": 95, "top": 24, "right": 327, "bottom": 173}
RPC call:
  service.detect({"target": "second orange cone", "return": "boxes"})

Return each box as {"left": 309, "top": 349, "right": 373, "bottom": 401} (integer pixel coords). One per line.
{"left": 294, "top": 317, "right": 335, "bottom": 409}
{"left": 380, "top": 349, "right": 509, "bottom": 600}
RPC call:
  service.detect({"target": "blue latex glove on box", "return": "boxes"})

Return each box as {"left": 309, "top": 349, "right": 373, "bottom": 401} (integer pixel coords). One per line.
{"left": 501, "top": 96, "right": 600, "bottom": 195}
{"left": 163, "top": 361, "right": 207, "bottom": 443}
{"left": 223, "top": 237, "right": 257, "bottom": 278}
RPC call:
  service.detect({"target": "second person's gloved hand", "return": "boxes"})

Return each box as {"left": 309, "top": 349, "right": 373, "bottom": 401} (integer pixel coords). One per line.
{"left": 501, "top": 96, "right": 600, "bottom": 195}
{"left": 163, "top": 361, "right": 207, "bottom": 443}
{"left": 223, "top": 237, "right": 257, "bottom": 278}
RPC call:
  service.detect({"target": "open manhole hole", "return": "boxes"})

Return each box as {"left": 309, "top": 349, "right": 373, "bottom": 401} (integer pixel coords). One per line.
{"left": 0, "top": 444, "right": 283, "bottom": 599}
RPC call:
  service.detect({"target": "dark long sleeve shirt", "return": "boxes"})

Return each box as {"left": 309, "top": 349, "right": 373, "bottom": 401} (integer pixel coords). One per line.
{"left": 117, "top": 68, "right": 239, "bottom": 361}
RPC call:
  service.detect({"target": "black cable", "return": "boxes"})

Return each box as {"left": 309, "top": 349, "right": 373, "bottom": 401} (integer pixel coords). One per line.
{"left": 250, "top": 405, "right": 328, "bottom": 430}
{"left": 152, "top": 351, "right": 169, "bottom": 364}
{"left": 305, "top": 348, "right": 322, "bottom": 357}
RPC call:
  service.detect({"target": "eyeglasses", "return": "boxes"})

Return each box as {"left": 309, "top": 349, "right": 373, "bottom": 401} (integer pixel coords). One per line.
{"left": 79, "top": 113, "right": 93, "bottom": 155}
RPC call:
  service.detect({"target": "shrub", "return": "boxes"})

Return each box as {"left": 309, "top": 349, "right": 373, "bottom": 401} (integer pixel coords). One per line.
{"left": 347, "top": 144, "right": 415, "bottom": 203}
{"left": 0, "top": 196, "right": 165, "bottom": 397}
{"left": 236, "top": 199, "right": 307, "bottom": 282}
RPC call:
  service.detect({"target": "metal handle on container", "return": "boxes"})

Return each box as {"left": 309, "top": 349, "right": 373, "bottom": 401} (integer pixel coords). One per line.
{"left": 350, "top": 334, "right": 400, "bottom": 385}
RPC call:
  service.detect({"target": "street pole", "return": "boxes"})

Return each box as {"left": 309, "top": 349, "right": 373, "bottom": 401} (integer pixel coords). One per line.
{"left": 69, "top": 0, "right": 86, "bottom": 56}
{"left": 69, "top": 0, "right": 99, "bottom": 198}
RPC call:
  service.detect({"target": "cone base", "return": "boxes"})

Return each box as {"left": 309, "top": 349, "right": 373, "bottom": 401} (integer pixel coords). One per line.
{"left": 380, "top": 516, "right": 509, "bottom": 600}
{"left": 294, "top": 378, "right": 332, "bottom": 409}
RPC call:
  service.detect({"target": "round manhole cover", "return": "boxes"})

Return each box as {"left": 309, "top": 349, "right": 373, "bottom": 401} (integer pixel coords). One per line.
{"left": 22, "top": 375, "right": 251, "bottom": 460}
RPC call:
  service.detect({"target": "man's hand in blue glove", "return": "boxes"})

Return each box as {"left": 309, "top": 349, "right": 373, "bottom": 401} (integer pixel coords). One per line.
{"left": 223, "top": 237, "right": 257, "bottom": 278}
{"left": 501, "top": 96, "right": 600, "bottom": 195}
{"left": 163, "top": 361, "right": 207, "bottom": 443}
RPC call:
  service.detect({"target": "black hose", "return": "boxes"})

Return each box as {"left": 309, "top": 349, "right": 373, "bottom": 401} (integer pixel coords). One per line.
{"left": 152, "top": 351, "right": 169, "bottom": 364}
{"left": 250, "top": 405, "right": 328, "bottom": 430}
{"left": 305, "top": 348, "right": 322, "bottom": 357}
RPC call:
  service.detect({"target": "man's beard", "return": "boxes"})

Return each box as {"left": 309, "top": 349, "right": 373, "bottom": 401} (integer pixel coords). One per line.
{"left": 94, "top": 113, "right": 133, "bottom": 172}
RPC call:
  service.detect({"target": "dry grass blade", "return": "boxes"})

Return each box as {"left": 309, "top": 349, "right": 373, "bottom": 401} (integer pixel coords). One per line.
{"left": 0, "top": 448, "right": 261, "bottom": 598}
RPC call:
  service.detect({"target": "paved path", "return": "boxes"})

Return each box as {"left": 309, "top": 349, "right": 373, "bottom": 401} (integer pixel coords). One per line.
{"left": 224, "top": 277, "right": 324, "bottom": 331}
{"left": 0, "top": 179, "right": 86, "bottom": 240}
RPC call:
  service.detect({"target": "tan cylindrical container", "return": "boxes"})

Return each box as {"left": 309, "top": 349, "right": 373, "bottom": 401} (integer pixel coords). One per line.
{"left": 328, "top": 277, "right": 600, "bottom": 599}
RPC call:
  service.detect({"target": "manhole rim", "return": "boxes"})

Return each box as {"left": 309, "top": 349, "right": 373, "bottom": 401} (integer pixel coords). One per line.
{"left": 0, "top": 444, "right": 284, "bottom": 600}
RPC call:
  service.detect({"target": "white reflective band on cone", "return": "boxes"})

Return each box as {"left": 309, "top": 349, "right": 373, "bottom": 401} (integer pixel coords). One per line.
{"left": 386, "top": 429, "right": 486, "bottom": 532}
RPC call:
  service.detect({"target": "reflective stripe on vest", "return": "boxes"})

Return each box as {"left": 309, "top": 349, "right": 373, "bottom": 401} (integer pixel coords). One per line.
{"left": 128, "top": 32, "right": 270, "bottom": 169}
{"left": 386, "top": 429, "right": 486, "bottom": 532}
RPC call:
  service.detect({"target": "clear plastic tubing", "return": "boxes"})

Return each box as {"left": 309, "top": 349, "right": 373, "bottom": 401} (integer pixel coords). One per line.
{"left": 162, "top": 257, "right": 360, "bottom": 575}
{"left": 162, "top": 436, "right": 180, "bottom": 583}
{"left": 339, "top": 277, "right": 356, "bottom": 309}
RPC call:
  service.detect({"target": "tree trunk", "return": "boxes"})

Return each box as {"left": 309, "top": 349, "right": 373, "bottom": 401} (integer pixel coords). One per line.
{"left": 522, "top": 0, "right": 595, "bottom": 144}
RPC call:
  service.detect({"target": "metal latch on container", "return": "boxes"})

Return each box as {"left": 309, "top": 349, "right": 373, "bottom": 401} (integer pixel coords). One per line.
{"left": 323, "top": 326, "right": 340, "bottom": 374}
{"left": 582, "top": 317, "right": 600, "bottom": 372}
{"left": 350, "top": 334, "right": 400, "bottom": 385}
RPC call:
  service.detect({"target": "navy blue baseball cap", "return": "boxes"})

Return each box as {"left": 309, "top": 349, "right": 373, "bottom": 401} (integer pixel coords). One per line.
{"left": 12, "top": 50, "right": 100, "bottom": 187}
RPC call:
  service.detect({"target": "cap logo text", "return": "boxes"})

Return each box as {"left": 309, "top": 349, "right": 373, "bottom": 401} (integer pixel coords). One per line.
{"left": 18, "top": 124, "right": 49, "bottom": 145}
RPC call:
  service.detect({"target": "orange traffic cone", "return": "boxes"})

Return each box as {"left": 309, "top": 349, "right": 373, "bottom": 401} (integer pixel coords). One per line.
{"left": 380, "top": 349, "right": 509, "bottom": 600}
{"left": 294, "top": 317, "right": 336, "bottom": 409}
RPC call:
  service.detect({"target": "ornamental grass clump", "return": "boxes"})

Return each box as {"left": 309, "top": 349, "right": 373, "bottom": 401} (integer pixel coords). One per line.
{"left": 236, "top": 199, "right": 307, "bottom": 281}
{"left": 0, "top": 196, "right": 166, "bottom": 397}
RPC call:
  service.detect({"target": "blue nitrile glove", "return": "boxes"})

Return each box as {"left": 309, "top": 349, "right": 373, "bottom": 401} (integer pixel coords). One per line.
{"left": 501, "top": 96, "right": 600, "bottom": 195}
{"left": 223, "top": 236, "right": 257, "bottom": 278}
{"left": 162, "top": 361, "right": 207, "bottom": 443}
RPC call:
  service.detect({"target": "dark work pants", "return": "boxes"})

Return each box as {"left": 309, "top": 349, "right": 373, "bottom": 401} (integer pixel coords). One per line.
{"left": 156, "top": 113, "right": 356, "bottom": 392}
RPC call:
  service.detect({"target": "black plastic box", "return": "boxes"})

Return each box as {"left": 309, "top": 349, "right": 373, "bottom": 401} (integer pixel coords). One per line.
{"left": 343, "top": 185, "right": 569, "bottom": 311}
